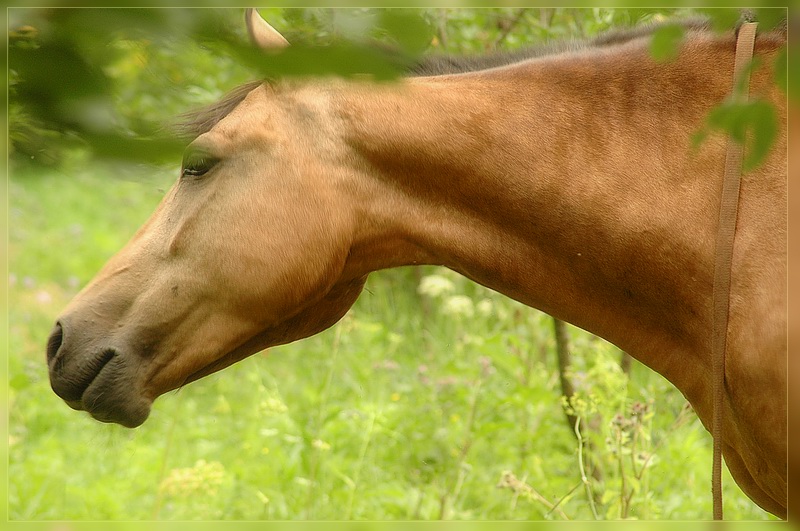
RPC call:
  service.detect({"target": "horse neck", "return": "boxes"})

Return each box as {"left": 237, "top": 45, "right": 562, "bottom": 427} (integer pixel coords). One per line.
{"left": 334, "top": 33, "right": 752, "bottom": 390}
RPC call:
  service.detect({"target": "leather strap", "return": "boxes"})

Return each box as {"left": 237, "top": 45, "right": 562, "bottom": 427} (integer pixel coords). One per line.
{"left": 711, "top": 20, "right": 758, "bottom": 521}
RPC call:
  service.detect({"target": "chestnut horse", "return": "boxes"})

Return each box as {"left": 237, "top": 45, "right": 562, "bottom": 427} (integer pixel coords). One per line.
{"left": 46, "top": 11, "right": 787, "bottom": 517}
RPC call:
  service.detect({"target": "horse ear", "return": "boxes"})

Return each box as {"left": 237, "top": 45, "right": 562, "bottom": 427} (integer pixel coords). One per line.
{"left": 245, "top": 8, "right": 289, "bottom": 50}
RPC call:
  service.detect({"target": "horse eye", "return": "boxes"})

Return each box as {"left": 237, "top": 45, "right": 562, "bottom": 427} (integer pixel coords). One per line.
{"left": 181, "top": 152, "right": 217, "bottom": 179}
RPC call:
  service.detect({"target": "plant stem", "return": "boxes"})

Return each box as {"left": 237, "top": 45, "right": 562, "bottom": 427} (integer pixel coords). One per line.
{"left": 441, "top": 377, "right": 482, "bottom": 519}
{"left": 547, "top": 481, "right": 582, "bottom": 519}
{"left": 151, "top": 392, "right": 182, "bottom": 519}
{"left": 306, "top": 324, "right": 343, "bottom": 518}
{"left": 618, "top": 427, "right": 628, "bottom": 518}
{"left": 575, "top": 417, "right": 599, "bottom": 519}
{"left": 494, "top": 9, "right": 528, "bottom": 48}
{"left": 437, "top": 9, "right": 449, "bottom": 50}
{"left": 345, "top": 410, "right": 376, "bottom": 519}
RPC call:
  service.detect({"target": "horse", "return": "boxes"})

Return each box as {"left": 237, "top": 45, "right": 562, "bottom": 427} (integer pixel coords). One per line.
{"left": 46, "top": 9, "right": 787, "bottom": 518}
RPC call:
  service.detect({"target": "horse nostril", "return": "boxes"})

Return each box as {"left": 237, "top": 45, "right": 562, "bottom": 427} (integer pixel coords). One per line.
{"left": 47, "top": 322, "right": 64, "bottom": 364}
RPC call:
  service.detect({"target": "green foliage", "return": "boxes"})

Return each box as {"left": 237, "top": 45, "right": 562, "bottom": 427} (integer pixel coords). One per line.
{"left": 693, "top": 98, "right": 779, "bottom": 172}
{"left": 9, "top": 8, "right": 252, "bottom": 166}
{"left": 686, "top": 7, "right": 786, "bottom": 171}
{"left": 10, "top": 7, "right": 785, "bottom": 168}
{"left": 775, "top": 47, "right": 788, "bottom": 95}
{"left": 561, "top": 342, "right": 696, "bottom": 520}
{"left": 228, "top": 41, "right": 408, "bottom": 82}
{"left": 378, "top": 10, "right": 435, "bottom": 54}
{"left": 649, "top": 25, "right": 685, "bottom": 63}
{"left": 696, "top": 8, "right": 745, "bottom": 32}
{"left": 7, "top": 8, "right": 433, "bottom": 166}
{"left": 717, "top": 99, "right": 778, "bottom": 171}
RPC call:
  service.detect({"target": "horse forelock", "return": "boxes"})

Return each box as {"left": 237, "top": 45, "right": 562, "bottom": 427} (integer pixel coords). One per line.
{"left": 174, "top": 79, "right": 266, "bottom": 140}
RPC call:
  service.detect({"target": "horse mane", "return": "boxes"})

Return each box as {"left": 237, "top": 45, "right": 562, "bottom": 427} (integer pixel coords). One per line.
{"left": 407, "top": 17, "right": 713, "bottom": 76}
{"left": 175, "top": 16, "right": 720, "bottom": 139}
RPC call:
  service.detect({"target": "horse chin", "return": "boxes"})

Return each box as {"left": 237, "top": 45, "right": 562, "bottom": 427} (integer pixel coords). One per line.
{"left": 78, "top": 361, "right": 152, "bottom": 428}
{"left": 49, "top": 349, "right": 152, "bottom": 428}
{"left": 60, "top": 381, "right": 152, "bottom": 428}
{"left": 80, "top": 396, "right": 152, "bottom": 428}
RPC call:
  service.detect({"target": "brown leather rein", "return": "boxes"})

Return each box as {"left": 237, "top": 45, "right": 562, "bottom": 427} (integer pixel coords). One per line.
{"left": 711, "top": 20, "right": 758, "bottom": 520}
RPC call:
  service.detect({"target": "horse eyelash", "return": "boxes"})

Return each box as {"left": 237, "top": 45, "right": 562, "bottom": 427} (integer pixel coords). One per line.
{"left": 181, "top": 156, "right": 216, "bottom": 178}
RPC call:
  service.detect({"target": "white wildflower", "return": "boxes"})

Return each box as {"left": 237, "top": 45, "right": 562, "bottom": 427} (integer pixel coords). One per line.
{"left": 259, "top": 397, "right": 288, "bottom": 414}
{"left": 418, "top": 274, "right": 455, "bottom": 298}
{"left": 312, "top": 439, "right": 331, "bottom": 451}
{"left": 159, "top": 459, "right": 226, "bottom": 497}
{"left": 476, "top": 298, "right": 493, "bottom": 316}
{"left": 441, "top": 295, "right": 474, "bottom": 318}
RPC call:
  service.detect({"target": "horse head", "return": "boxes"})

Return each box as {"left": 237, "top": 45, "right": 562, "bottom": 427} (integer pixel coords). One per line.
{"left": 46, "top": 10, "right": 368, "bottom": 427}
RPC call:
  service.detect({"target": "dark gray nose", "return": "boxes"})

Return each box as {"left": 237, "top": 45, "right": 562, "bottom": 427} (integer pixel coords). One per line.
{"left": 44, "top": 315, "right": 152, "bottom": 427}
{"left": 47, "top": 321, "right": 64, "bottom": 365}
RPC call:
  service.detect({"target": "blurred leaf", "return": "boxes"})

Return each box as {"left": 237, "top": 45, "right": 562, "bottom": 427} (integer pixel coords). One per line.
{"left": 750, "top": 7, "right": 787, "bottom": 32}
{"left": 696, "top": 8, "right": 742, "bottom": 32}
{"left": 10, "top": 39, "right": 112, "bottom": 127}
{"left": 694, "top": 8, "right": 784, "bottom": 34}
{"left": 775, "top": 46, "right": 789, "bottom": 100}
{"left": 378, "top": 10, "right": 434, "bottom": 54}
{"left": 81, "top": 133, "right": 185, "bottom": 165}
{"left": 701, "top": 99, "right": 779, "bottom": 171}
{"left": 54, "top": 8, "right": 188, "bottom": 42}
{"left": 649, "top": 24, "right": 684, "bottom": 63}
{"left": 785, "top": 45, "right": 800, "bottom": 104}
{"left": 741, "top": 101, "right": 778, "bottom": 171}
{"left": 732, "top": 58, "right": 763, "bottom": 100}
{"left": 774, "top": 46, "right": 787, "bottom": 96}
{"left": 227, "top": 40, "right": 407, "bottom": 81}
{"left": 9, "top": 8, "right": 253, "bottom": 167}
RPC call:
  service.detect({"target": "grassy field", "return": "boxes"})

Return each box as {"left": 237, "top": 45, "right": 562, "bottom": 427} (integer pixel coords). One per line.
{"left": 8, "top": 159, "right": 772, "bottom": 521}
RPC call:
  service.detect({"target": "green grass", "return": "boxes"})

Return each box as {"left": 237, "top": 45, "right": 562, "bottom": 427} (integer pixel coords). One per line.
{"left": 8, "top": 160, "right": 772, "bottom": 521}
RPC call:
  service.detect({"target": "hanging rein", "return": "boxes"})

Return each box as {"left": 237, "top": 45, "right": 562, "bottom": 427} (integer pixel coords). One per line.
{"left": 711, "top": 20, "right": 758, "bottom": 520}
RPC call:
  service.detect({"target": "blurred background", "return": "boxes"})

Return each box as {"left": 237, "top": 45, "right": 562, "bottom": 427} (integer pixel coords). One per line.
{"left": 7, "top": 7, "right": 788, "bottom": 522}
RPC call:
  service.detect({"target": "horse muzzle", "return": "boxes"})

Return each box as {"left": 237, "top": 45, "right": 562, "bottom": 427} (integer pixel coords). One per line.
{"left": 46, "top": 320, "right": 152, "bottom": 428}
